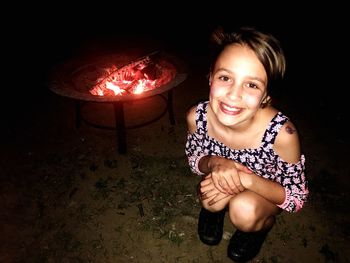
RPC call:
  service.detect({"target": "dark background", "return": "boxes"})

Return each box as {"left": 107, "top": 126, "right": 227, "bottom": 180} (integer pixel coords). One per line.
{"left": 3, "top": 2, "right": 347, "bottom": 133}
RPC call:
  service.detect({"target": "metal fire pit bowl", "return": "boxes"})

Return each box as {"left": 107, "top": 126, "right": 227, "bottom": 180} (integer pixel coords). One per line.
{"left": 49, "top": 49, "right": 187, "bottom": 153}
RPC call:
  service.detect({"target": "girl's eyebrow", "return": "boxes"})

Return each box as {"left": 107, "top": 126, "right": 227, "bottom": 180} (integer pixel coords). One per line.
{"left": 246, "top": 75, "right": 267, "bottom": 85}
{"left": 215, "top": 68, "right": 266, "bottom": 85}
{"left": 215, "top": 68, "right": 231, "bottom": 74}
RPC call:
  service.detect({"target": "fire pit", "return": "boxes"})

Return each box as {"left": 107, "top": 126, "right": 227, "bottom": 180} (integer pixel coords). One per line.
{"left": 49, "top": 49, "right": 187, "bottom": 153}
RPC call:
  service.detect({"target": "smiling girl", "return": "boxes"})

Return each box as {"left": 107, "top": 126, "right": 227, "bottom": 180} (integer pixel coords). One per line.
{"left": 185, "top": 26, "right": 309, "bottom": 262}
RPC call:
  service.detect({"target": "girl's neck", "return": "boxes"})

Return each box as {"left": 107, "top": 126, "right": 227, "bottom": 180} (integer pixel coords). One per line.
{"left": 207, "top": 106, "right": 275, "bottom": 150}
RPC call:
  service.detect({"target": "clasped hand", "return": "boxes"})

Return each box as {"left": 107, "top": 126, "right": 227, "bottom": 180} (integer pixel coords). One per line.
{"left": 199, "top": 156, "right": 252, "bottom": 206}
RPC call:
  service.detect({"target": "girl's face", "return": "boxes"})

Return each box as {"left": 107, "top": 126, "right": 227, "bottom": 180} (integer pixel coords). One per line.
{"left": 209, "top": 44, "right": 268, "bottom": 128}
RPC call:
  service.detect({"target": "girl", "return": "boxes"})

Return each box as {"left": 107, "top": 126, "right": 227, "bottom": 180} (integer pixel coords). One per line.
{"left": 185, "top": 26, "right": 309, "bottom": 262}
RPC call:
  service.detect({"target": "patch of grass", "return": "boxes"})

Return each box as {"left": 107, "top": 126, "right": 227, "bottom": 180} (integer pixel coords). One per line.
{"left": 114, "top": 225, "right": 123, "bottom": 233}
{"left": 76, "top": 203, "right": 95, "bottom": 223}
{"left": 111, "top": 240, "right": 128, "bottom": 256}
{"left": 93, "top": 178, "right": 109, "bottom": 199}
{"left": 160, "top": 230, "right": 185, "bottom": 246}
{"left": 276, "top": 228, "right": 292, "bottom": 243}
{"left": 90, "top": 234, "right": 107, "bottom": 257}
{"left": 270, "top": 255, "right": 282, "bottom": 263}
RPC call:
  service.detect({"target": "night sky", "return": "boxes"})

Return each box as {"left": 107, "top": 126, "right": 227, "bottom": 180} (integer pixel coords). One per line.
{"left": 4, "top": 3, "right": 346, "bottom": 120}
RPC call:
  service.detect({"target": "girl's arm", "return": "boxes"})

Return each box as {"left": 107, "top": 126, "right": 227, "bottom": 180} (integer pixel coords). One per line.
{"left": 239, "top": 171, "right": 285, "bottom": 205}
{"left": 202, "top": 170, "right": 285, "bottom": 206}
{"left": 272, "top": 121, "right": 309, "bottom": 212}
{"left": 185, "top": 105, "right": 207, "bottom": 175}
{"left": 198, "top": 155, "right": 249, "bottom": 194}
{"left": 239, "top": 121, "right": 308, "bottom": 211}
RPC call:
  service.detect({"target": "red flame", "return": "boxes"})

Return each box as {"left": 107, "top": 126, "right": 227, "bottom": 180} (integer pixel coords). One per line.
{"left": 89, "top": 55, "right": 175, "bottom": 97}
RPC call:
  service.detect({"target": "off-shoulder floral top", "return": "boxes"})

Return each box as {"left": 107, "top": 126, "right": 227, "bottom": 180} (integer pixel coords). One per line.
{"left": 185, "top": 101, "right": 309, "bottom": 213}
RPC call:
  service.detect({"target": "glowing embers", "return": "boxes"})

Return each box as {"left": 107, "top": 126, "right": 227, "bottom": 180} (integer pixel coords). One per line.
{"left": 89, "top": 51, "right": 176, "bottom": 97}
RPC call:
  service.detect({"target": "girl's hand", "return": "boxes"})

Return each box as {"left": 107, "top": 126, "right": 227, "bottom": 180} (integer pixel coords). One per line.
{"left": 199, "top": 174, "right": 217, "bottom": 199}
{"left": 199, "top": 174, "right": 232, "bottom": 206}
{"left": 208, "top": 156, "right": 251, "bottom": 194}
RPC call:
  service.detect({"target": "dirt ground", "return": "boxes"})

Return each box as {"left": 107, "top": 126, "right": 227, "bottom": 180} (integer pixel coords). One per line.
{"left": 1, "top": 30, "right": 349, "bottom": 263}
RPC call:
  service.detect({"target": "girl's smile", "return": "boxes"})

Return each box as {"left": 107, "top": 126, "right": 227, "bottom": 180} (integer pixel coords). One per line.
{"left": 219, "top": 102, "right": 243, "bottom": 116}
{"left": 209, "top": 44, "right": 267, "bottom": 128}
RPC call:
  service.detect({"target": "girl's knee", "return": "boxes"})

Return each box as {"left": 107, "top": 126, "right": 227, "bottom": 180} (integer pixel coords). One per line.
{"left": 230, "top": 204, "right": 256, "bottom": 229}
{"left": 228, "top": 194, "right": 261, "bottom": 231}
{"left": 228, "top": 192, "right": 279, "bottom": 232}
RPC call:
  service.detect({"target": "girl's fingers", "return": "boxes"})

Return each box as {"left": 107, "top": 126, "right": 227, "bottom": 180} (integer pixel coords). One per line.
{"left": 201, "top": 189, "right": 217, "bottom": 200}
{"left": 200, "top": 183, "right": 215, "bottom": 194}
{"left": 213, "top": 177, "right": 226, "bottom": 193}
{"left": 208, "top": 193, "right": 232, "bottom": 206}
{"left": 231, "top": 175, "right": 244, "bottom": 192}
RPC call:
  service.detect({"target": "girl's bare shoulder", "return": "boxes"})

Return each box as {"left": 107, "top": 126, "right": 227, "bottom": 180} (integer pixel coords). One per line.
{"left": 186, "top": 105, "right": 197, "bottom": 133}
{"left": 274, "top": 119, "right": 301, "bottom": 164}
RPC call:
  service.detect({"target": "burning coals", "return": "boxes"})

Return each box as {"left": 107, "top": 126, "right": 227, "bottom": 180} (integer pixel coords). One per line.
{"left": 88, "top": 51, "right": 176, "bottom": 97}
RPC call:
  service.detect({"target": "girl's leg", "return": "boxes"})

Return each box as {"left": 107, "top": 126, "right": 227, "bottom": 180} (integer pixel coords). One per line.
{"left": 197, "top": 192, "right": 232, "bottom": 246}
{"left": 228, "top": 190, "right": 281, "bottom": 232}
{"left": 227, "top": 190, "right": 281, "bottom": 262}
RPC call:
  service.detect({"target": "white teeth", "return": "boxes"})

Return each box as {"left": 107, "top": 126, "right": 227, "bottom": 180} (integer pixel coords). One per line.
{"left": 222, "top": 103, "right": 239, "bottom": 111}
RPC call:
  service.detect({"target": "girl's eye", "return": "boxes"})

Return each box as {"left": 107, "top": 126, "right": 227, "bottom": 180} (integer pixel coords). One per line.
{"left": 247, "top": 82, "right": 258, "bottom": 89}
{"left": 218, "top": 76, "right": 230, "bottom": 82}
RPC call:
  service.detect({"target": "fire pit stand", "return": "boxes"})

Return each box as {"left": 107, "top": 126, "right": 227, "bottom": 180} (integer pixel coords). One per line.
{"left": 49, "top": 50, "right": 186, "bottom": 154}
{"left": 74, "top": 90, "right": 174, "bottom": 153}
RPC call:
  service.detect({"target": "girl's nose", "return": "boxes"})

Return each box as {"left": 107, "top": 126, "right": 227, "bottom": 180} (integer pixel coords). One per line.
{"left": 226, "top": 84, "right": 242, "bottom": 100}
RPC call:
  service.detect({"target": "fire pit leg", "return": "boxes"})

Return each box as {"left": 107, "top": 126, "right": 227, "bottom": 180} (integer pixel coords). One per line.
{"left": 167, "top": 90, "right": 175, "bottom": 125}
{"left": 75, "top": 100, "right": 82, "bottom": 128}
{"left": 113, "top": 102, "right": 127, "bottom": 154}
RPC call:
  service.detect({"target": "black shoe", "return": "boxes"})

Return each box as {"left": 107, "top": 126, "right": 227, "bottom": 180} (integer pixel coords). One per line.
{"left": 227, "top": 229, "right": 270, "bottom": 262}
{"left": 198, "top": 207, "right": 226, "bottom": 246}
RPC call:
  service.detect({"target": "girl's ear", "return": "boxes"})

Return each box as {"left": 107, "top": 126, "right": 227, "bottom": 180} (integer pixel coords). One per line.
{"left": 207, "top": 69, "right": 213, "bottom": 86}
{"left": 261, "top": 95, "right": 271, "bottom": 108}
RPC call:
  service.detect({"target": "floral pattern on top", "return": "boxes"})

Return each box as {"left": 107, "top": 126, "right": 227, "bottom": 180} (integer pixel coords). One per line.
{"left": 185, "top": 101, "right": 309, "bottom": 213}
